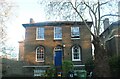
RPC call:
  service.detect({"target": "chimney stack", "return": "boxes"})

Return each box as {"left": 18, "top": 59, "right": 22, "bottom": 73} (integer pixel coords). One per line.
{"left": 30, "top": 18, "right": 35, "bottom": 23}
{"left": 103, "top": 18, "right": 109, "bottom": 30}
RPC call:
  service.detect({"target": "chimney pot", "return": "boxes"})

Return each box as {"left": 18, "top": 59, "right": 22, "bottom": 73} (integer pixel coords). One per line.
{"left": 30, "top": 18, "right": 34, "bottom": 23}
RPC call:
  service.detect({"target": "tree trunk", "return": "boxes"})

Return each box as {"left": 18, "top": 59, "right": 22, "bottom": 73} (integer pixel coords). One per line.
{"left": 92, "top": 36, "right": 111, "bottom": 77}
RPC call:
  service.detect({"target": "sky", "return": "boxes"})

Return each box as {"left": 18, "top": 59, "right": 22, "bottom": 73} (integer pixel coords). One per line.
{"left": 6, "top": 0, "right": 46, "bottom": 59}
{"left": 8, "top": 0, "right": 46, "bottom": 41}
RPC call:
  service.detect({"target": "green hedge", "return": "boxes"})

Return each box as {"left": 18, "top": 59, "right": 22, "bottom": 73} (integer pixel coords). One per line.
{"left": 109, "top": 55, "right": 120, "bottom": 77}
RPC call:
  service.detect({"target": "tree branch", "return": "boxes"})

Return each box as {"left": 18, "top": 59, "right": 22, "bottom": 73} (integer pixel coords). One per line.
{"left": 95, "top": 1, "right": 109, "bottom": 14}
{"left": 97, "top": 1, "right": 100, "bottom": 36}
{"left": 89, "top": 7, "right": 97, "bottom": 35}
{"left": 100, "top": 14, "right": 120, "bottom": 20}
{"left": 69, "top": 2, "right": 95, "bottom": 37}
{"left": 76, "top": 2, "right": 86, "bottom": 10}
{"left": 83, "top": 2, "right": 98, "bottom": 36}
{"left": 83, "top": 2, "right": 97, "bottom": 19}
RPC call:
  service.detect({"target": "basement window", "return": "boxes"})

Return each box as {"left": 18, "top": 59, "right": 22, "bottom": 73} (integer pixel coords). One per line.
{"left": 34, "top": 69, "right": 45, "bottom": 77}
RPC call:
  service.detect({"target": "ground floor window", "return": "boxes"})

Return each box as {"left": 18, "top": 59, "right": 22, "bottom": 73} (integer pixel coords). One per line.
{"left": 72, "top": 45, "right": 81, "bottom": 61}
{"left": 34, "top": 69, "right": 45, "bottom": 77}
{"left": 36, "top": 46, "right": 45, "bottom": 62}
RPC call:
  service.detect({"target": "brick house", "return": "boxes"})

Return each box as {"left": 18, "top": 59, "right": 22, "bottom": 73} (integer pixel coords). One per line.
{"left": 19, "top": 19, "right": 93, "bottom": 77}
{"left": 100, "top": 18, "right": 120, "bottom": 56}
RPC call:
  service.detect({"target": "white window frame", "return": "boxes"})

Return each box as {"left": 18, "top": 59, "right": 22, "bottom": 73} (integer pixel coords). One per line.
{"left": 34, "top": 69, "right": 45, "bottom": 77}
{"left": 71, "top": 27, "right": 80, "bottom": 39}
{"left": 36, "top": 46, "right": 44, "bottom": 62}
{"left": 54, "top": 27, "right": 62, "bottom": 40}
{"left": 72, "top": 46, "right": 81, "bottom": 61}
{"left": 36, "top": 27, "right": 45, "bottom": 40}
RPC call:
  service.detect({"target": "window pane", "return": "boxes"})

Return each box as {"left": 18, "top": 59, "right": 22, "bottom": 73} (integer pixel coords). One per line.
{"left": 34, "top": 69, "right": 45, "bottom": 77}
{"left": 36, "top": 46, "right": 44, "bottom": 62}
{"left": 37, "top": 27, "right": 44, "bottom": 39}
{"left": 54, "top": 27, "right": 62, "bottom": 39}
{"left": 73, "top": 46, "right": 79, "bottom": 53}
{"left": 73, "top": 46, "right": 79, "bottom": 59}
{"left": 71, "top": 27, "right": 80, "bottom": 38}
{"left": 72, "top": 46, "right": 81, "bottom": 61}
{"left": 74, "top": 53, "right": 79, "bottom": 59}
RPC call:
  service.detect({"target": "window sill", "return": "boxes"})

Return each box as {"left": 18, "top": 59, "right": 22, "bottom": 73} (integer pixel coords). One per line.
{"left": 54, "top": 38, "right": 62, "bottom": 40}
{"left": 72, "top": 59, "right": 81, "bottom": 61}
{"left": 36, "top": 60, "right": 44, "bottom": 62}
{"left": 71, "top": 38, "right": 80, "bottom": 40}
{"left": 36, "top": 39, "right": 45, "bottom": 40}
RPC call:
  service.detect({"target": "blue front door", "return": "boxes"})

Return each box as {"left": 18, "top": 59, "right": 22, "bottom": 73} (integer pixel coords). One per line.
{"left": 54, "top": 51, "right": 62, "bottom": 66}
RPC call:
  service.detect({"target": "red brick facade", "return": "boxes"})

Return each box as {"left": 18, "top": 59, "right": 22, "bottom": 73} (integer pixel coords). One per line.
{"left": 19, "top": 21, "right": 93, "bottom": 76}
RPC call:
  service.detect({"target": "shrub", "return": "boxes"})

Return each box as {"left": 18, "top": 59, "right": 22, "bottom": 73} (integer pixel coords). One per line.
{"left": 44, "top": 65, "right": 56, "bottom": 77}
{"left": 85, "top": 59, "right": 94, "bottom": 72}
{"left": 62, "top": 60, "right": 74, "bottom": 76}
{"left": 109, "top": 55, "right": 120, "bottom": 77}
{"left": 85, "top": 59, "right": 94, "bottom": 77}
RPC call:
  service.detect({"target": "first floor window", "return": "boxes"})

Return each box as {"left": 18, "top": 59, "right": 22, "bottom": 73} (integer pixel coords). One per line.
{"left": 34, "top": 69, "right": 45, "bottom": 77}
{"left": 36, "top": 27, "right": 45, "bottom": 40}
{"left": 72, "top": 45, "right": 81, "bottom": 61}
{"left": 54, "top": 27, "right": 62, "bottom": 40}
{"left": 36, "top": 46, "right": 44, "bottom": 62}
{"left": 71, "top": 27, "right": 80, "bottom": 39}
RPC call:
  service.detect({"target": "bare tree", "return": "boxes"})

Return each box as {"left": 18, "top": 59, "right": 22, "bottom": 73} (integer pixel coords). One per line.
{"left": 38, "top": 0, "right": 119, "bottom": 77}
{"left": 69, "top": 0, "right": 120, "bottom": 77}
{"left": 0, "top": 0, "right": 15, "bottom": 56}
{"left": 38, "top": 0, "right": 87, "bottom": 21}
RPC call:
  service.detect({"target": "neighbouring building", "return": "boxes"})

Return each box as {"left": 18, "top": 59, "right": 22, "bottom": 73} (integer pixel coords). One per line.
{"left": 100, "top": 18, "right": 120, "bottom": 56}
{"left": 19, "top": 41, "right": 24, "bottom": 61}
{"left": 19, "top": 19, "right": 93, "bottom": 77}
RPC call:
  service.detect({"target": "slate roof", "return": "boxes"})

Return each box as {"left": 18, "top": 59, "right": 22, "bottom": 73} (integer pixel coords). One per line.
{"left": 22, "top": 21, "right": 92, "bottom": 28}
{"left": 100, "top": 20, "right": 120, "bottom": 36}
